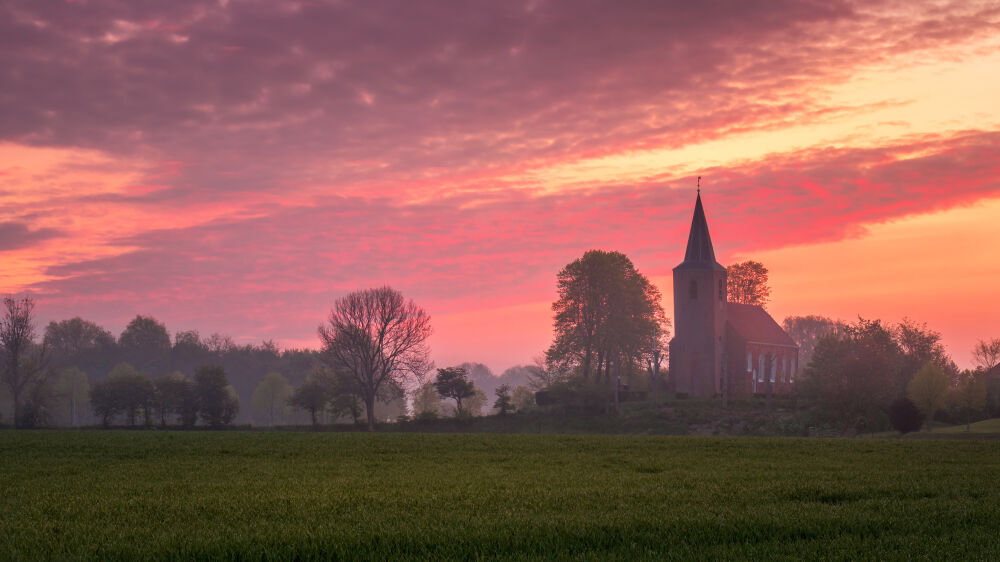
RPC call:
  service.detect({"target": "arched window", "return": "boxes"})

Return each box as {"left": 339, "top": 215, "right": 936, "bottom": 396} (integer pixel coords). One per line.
{"left": 790, "top": 358, "right": 796, "bottom": 382}
{"left": 758, "top": 356, "right": 764, "bottom": 382}
{"left": 746, "top": 352, "right": 752, "bottom": 372}
{"left": 689, "top": 280, "right": 698, "bottom": 300}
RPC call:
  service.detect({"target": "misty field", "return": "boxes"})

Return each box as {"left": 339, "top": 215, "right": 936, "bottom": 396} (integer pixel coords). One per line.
{"left": 1, "top": 432, "right": 998, "bottom": 561}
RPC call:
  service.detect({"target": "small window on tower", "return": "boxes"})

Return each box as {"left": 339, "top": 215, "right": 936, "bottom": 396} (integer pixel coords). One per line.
{"left": 718, "top": 278, "right": 725, "bottom": 302}
{"left": 689, "top": 280, "right": 698, "bottom": 300}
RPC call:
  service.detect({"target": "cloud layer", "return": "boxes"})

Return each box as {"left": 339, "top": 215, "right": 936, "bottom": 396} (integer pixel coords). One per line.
{"left": 2, "top": 0, "right": 999, "bottom": 368}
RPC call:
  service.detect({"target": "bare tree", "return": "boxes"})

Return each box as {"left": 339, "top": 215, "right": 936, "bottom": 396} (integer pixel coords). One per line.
{"left": 1, "top": 296, "right": 47, "bottom": 427}
{"left": 973, "top": 338, "right": 1000, "bottom": 374}
{"left": 318, "top": 287, "right": 432, "bottom": 431}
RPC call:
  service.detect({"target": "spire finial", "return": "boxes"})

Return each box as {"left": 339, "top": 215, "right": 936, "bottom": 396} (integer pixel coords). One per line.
{"left": 697, "top": 176, "right": 701, "bottom": 194}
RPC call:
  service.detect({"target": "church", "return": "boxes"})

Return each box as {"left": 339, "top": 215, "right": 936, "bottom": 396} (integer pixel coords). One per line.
{"left": 668, "top": 192, "right": 799, "bottom": 397}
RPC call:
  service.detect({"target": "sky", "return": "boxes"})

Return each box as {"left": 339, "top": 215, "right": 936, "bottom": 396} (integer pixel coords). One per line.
{"left": 1, "top": 0, "right": 999, "bottom": 373}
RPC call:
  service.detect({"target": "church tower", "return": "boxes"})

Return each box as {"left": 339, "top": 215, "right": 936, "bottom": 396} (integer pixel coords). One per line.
{"left": 669, "top": 191, "right": 727, "bottom": 396}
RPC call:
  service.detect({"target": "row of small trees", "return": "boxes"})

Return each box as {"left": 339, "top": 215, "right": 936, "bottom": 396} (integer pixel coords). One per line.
{"left": 89, "top": 364, "right": 239, "bottom": 428}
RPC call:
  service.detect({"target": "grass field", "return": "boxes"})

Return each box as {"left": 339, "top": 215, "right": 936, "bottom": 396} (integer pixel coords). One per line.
{"left": 1, "top": 432, "right": 998, "bottom": 560}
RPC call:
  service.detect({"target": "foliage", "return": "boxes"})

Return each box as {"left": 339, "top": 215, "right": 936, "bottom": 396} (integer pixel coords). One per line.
{"left": 434, "top": 367, "right": 476, "bottom": 417}
{"left": 89, "top": 363, "right": 155, "bottom": 427}
{"left": 464, "top": 388, "right": 488, "bottom": 417}
{"left": 44, "top": 317, "right": 115, "bottom": 369}
{"left": 193, "top": 365, "right": 238, "bottom": 428}
{"left": 726, "top": 260, "right": 772, "bottom": 307}
{"left": 800, "top": 318, "right": 901, "bottom": 431}
{"left": 288, "top": 372, "right": 332, "bottom": 427}
{"left": 907, "top": 363, "right": 950, "bottom": 431}
{"left": 950, "top": 370, "right": 988, "bottom": 431}
{"left": 412, "top": 381, "right": 443, "bottom": 418}
{"left": 251, "top": 371, "right": 291, "bottom": 426}
{"left": 888, "top": 397, "right": 923, "bottom": 434}
{"left": 781, "top": 315, "right": 843, "bottom": 375}
{"left": 51, "top": 367, "right": 89, "bottom": 426}
{"left": 2, "top": 432, "right": 1000, "bottom": 560}
{"left": 118, "top": 315, "right": 171, "bottom": 374}
{"left": 319, "top": 286, "right": 432, "bottom": 431}
{"left": 545, "top": 250, "right": 667, "bottom": 382}
{"left": 511, "top": 385, "right": 536, "bottom": 411}
{"left": 154, "top": 371, "right": 197, "bottom": 427}
{"left": 493, "top": 384, "right": 513, "bottom": 415}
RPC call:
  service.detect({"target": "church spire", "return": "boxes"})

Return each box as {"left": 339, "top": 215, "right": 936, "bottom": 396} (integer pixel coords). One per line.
{"left": 680, "top": 189, "right": 722, "bottom": 268}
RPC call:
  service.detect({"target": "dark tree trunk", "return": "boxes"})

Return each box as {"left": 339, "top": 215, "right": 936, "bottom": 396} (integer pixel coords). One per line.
{"left": 365, "top": 393, "right": 376, "bottom": 432}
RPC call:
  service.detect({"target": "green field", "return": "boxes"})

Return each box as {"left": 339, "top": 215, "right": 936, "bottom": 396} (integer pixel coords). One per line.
{"left": 1, "top": 432, "right": 998, "bottom": 560}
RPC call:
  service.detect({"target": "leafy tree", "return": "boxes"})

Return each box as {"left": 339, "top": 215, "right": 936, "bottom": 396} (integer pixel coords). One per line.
{"left": 289, "top": 373, "right": 332, "bottom": 427}
{"left": 546, "top": 250, "right": 666, "bottom": 383}
{"left": 888, "top": 397, "right": 923, "bottom": 434}
{"left": 434, "top": 367, "right": 476, "bottom": 417}
{"left": 52, "top": 367, "right": 89, "bottom": 426}
{"left": 193, "top": 365, "right": 238, "bottom": 428}
{"left": 90, "top": 363, "right": 155, "bottom": 427}
{"left": 44, "top": 317, "right": 115, "bottom": 369}
{"left": 318, "top": 286, "right": 432, "bottom": 431}
{"left": 493, "top": 384, "right": 513, "bottom": 415}
{"left": 329, "top": 370, "right": 365, "bottom": 424}
{"left": 951, "top": 370, "right": 987, "bottom": 432}
{"left": 119, "top": 315, "right": 171, "bottom": 374}
{"left": 412, "top": 381, "right": 442, "bottom": 419}
{"left": 154, "top": 371, "right": 196, "bottom": 427}
{"left": 1, "top": 296, "right": 50, "bottom": 427}
{"left": 251, "top": 372, "right": 291, "bottom": 426}
{"left": 511, "top": 385, "right": 535, "bottom": 411}
{"left": 726, "top": 260, "right": 771, "bottom": 307}
{"left": 907, "top": 362, "right": 949, "bottom": 431}
{"left": 782, "top": 315, "right": 843, "bottom": 375}
{"left": 895, "top": 318, "right": 957, "bottom": 390}
{"left": 464, "top": 388, "right": 488, "bottom": 417}
{"left": 801, "top": 318, "right": 901, "bottom": 432}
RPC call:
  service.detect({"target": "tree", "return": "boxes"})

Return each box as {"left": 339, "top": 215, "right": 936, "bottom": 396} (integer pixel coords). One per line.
{"left": 907, "top": 362, "right": 949, "bottom": 431}
{"left": 251, "top": 372, "right": 291, "bottom": 426}
{"left": 154, "top": 371, "right": 196, "bottom": 427}
{"left": 119, "top": 315, "right": 171, "bottom": 374}
{"left": 318, "top": 286, "right": 432, "bottom": 431}
{"left": 895, "top": 318, "right": 956, "bottom": 390}
{"left": 726, "top": 260, "right": 771, "bottom": 307}
{"left": 465, "top": 388, "right": 487, "bottom": 417}
{"left": 972, "top": 338, "right": 1000, "bottom": 374}
{"left": 1, "top": 296, "right": 50, "bottom": 427}
{"left": 90, "top": 363, "right": 155, "bottom": 427}
{"left": 511, "top": 386, "right": 535, "bottom": 411}
{"left": 412, "top": 381, "right": 443, "bottom": 419}
{"left": 546, "top": 250, "right": 666, "bottom": 383}
{"left": 888, "top": 397, "right": 923, "bottom": 434}
{"left": 434, "top": 367, "right": 476, "bottom": 417}
{"left": 493, "top": 384, "right": 513, "bottom": 415}
{"left": 44, "top": 317, "right": 115, "bottom": 368}
{"left": 193, "top": 365, "right": 238, "bottom": 428}
{"left": 289, "top": 373, "right": 332, "bottom": 428}
{"left": 801, "top": 318, "right": 901, "bottom": 432}
{"left": 52, "top": 367, "right": 89, "bottom": 426}
{"left": 782, "top": 315, "right": 843, "bottom": 374}
{"left": 951, "top": 370, "right": 988, "bottom": 432}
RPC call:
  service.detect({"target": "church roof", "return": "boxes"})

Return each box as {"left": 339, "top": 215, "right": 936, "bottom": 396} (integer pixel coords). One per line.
{"left": 727, "top": 303, "right": 798, "bottom": 348}
{"left": 676, "top": 192, "right": 725, "bottom": 270}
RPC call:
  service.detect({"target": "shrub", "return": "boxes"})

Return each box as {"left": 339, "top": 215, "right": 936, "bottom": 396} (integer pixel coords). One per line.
{"left": 889, "top": 397, "right": 923, "bottom": 434}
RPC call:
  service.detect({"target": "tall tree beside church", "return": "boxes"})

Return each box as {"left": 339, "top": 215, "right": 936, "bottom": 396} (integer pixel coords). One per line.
{"left": 726, "top": 260, "right": 771, "bottom": 307}
{"left": 545, "top": 250, "right": 667, "bottom": 381}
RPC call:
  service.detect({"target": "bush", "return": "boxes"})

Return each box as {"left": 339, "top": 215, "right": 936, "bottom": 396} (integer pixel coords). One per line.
{"left": 889, "top": 397, "right": 923, "bottom": 434}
